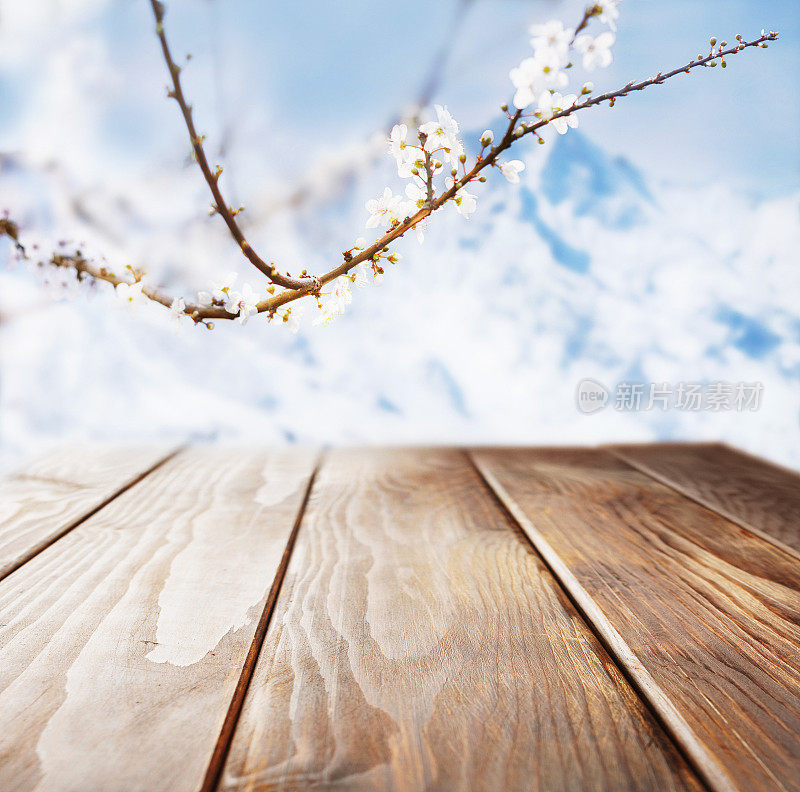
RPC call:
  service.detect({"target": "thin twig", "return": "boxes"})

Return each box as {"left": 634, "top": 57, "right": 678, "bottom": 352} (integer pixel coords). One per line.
{"left": 149, "top": 0, "right": 316, "bottom": 294}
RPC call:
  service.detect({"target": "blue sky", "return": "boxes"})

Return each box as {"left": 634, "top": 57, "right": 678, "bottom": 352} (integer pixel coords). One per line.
{"left": 0, "top": 0, "right": 798, "bottom": 468}
{"left": 3, "top": 0, "right": 794, "bottom": 195}
{"left": 78, "top": 0, "right": 799, "bottom": 196}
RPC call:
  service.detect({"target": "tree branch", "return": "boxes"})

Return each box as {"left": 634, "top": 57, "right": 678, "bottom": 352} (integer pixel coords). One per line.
{"left": 149, "top": 0, "right": 316, "bottom": 294}
{"left": 1, "top": 18, "right": 778, "bottom": 326}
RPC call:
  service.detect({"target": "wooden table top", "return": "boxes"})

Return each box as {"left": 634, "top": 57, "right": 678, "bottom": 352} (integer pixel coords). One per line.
{"left": 0, "top": 443, "right": 798, "bottom": 792}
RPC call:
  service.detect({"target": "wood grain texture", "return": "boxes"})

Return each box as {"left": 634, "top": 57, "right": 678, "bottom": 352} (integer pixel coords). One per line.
{"left": 610, "top": 442, "right": 800, "bottom": 559}
{"left": 221, "top": 448, "right": 703, "bottom": 792}
{"left": 0, "top": 448, "right": 317, "bottom": 792}
{"left": 0, "top": 445, "right": 175, "bottom": 581}
{"left": 472, "top": 447, "right": 800, "bottom": 792}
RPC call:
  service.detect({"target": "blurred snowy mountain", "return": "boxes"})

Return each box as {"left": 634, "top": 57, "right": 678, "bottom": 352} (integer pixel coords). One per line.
{"left": 2, "top": 125, "right": 799, "bottom": 470}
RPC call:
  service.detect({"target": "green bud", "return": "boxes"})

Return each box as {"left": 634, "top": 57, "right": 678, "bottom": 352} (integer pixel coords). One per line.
{"left": 710, "top": 37, "right": 717, "bottom": 46}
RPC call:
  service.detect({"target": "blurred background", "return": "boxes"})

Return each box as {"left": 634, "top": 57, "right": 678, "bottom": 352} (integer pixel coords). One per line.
{"left": 0, "top": 0, "right": 798, "bottom": 470}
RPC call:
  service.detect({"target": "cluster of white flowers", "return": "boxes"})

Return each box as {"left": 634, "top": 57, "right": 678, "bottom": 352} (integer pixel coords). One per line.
{"left": 196, "top": 272, "right": 260, "bottom": 325}
{"left": 313, "top": 237, "right": 388, "bottom": 325}
{"left": 368, "top": 103, "right": 476, "bottom": 237}
{"left": 313, "top": 276, "right": 353, "bottom": 326}
{"left": 510, "top": 2, "right": 618, "bottom": 125}
{"left": 351, "top": 5, "right": 622, "bottom": 328}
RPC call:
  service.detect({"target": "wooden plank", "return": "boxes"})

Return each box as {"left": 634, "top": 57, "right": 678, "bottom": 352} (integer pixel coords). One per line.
{"left": 472, "top": 447, "right": 800, "bottom": 792}
{"left": 0, "top": 447, "right": 317, "bottom": 792}
{"left": 0, "top": 445, "right": 176, "bottom": 581}
{"left": 610, "top": 442, "right": 800, "bottom": 559}
{"left": 220, "top": 448, "right": 703, "bottom": 792}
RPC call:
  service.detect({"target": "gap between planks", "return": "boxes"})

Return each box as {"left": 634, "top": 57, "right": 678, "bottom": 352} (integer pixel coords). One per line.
{"left": 466, "top": 450, "right": 738, "bottom": 792}
{"left": 0, "top": 447, "right": 181, "bottom": 584}
{"left": 218, "top": 447, "right": 705, "bottom": 792}
{"left": 606, "top": 444, "right": 800, "bottom": 564}
{"left": 199, "top": 453, "right": 323, "bottom": 792}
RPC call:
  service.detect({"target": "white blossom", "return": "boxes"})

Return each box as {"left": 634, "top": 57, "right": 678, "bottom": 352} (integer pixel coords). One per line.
{"left": 313, "top": 276, "right": 353, "bottom": 325}
{"left": 197, "top": 290, "right": 213, "bottom": 306}
{"left": 480, "top": 129, "right": 494, "bottom": 146}
{"left": 455, "top": 190, "right": 477, "bottom": 217}
{"left": 405, "top": 181, "right": 428, "bottom": 208}
{"left": 510, "top": 54, "right": 568, "bottom": 109}
{"left": 499, "top": 159, "right": 526, "bottom": 183}
{"left": 170, "top": 297, "right": 185, "bottom": 315}
{"left": 445, "top": 177, "right": 477, "bottom": 217}
{"left": 115, "top": 281, "right": 144, "bottom": 310}
{"left": 529, "top": 20, "right": 572, "bottom": 61}
{"left": 281, "top": 303, "right": 304, "bottom": 333}
{"left": 388, "top": 123, "right": 418, "bottom": 177}
{"left": 575, "top": 32, "right": 615, "bottom": 70}
{"left": 353, "top": 262, "right": 370, "bottom": 288}
{"left": 365, "top": 187, "right": 406, "bottom": 229}
{"left": 209, "top": 271, "right": 238, "bottom": 302}
{"left": 169, "top": 297, "right": 191, "bottom": 329}
{"left": 537, "top": 91, "right": 579, "bottom": 134}
{"left": 598, "top": 1, "right": 620, "bottom": 32}
{"left": 419, "top": 104, "right": 464, "bottom": 166}
{"left": 226, "top": 282, "right": 260, "bottom": 325}
{"left": 354, "top": 236, "right": 367, "bottom": 249}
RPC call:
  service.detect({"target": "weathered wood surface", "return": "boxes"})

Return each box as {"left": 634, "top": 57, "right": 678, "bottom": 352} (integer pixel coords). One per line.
{"left": 0, "top": 445, "right": 174, "bottom": 581}
{"left": 1, "top": 443, "right": 799, "bottom": 792}
{"left": 472, "top": 448, "right": 800, "bottom": 792}
{"left": 220, "top": 449, "right": 703, "bottom": 792}
{"left": 0, "top": 448, "right": 317, "bottom": 792}
{"left": 611, "top": 442, "right": 800, "bottom": 558}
